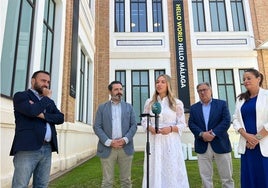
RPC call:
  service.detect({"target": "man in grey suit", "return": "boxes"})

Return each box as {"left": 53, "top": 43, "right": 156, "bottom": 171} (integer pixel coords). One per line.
{"left": 93, "top": 81, "right": 137, "bottom": 188}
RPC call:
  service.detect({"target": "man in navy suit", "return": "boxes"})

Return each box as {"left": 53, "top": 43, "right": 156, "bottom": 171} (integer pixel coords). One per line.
{"left": 93, "top": 81, "right": 137, "bottom": 188}
{"left": 10, "top": 70, "right": 64, "bottom": 188}
{"left": 188, "top": 82, "right": 234, "bottom": 188}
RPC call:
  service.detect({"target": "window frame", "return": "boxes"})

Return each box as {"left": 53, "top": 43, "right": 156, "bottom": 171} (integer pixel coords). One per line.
{"left": 115, "top": 70, "right": 127, "bottom": 101}
{"left": 115, "top": 0, "right": 125, "bottom": 32}
{"left": 216, "top": 69, "right": 236, "bottom": 116}
{"left": 209, "top": 0, "right": 228, "bottom": 31}
{"left": 130, "top": 0, "right": 148, "bottom": 32}
{"left": 152, "top": 0, "right": 163, "bottom": 32}
{"left": 41, "top": 0, "right": 55, "bottom": 73}
{"left": 197, "top": 69, "right": 211, "bottom": 84}
{"left": 1, "top": 0, "right": 36, "bottom": 97}
{"left": 230, "top": 0, "right": 246, "bottom": 31}
{"left": 192, "top": 0, "right": 206, "bottom": 32}
{"left": 131, "top": 70, "right": 150, "bottom": 124}
{"left": 78, "top": 50, "right": 86, "bottom": 122}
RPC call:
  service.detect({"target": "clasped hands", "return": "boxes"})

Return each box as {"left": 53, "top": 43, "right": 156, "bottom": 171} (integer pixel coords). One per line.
{"left": 202, "top": 130, "right": 215, "bottom": 142}
{"left": 148, "top": 126, "right": 172, "bottom": 135}
{"left": 111, "top": 138, "right": 125, "bottom": 149}
{"left": 246, "top": 133, "right": 259, "bottom": 150}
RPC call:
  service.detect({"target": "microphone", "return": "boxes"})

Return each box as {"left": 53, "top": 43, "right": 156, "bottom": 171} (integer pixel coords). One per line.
{"left": 140, "top": 113, "right": 151, "bottom": 117}
{"left": 151, "top": 102, "right": 161, "bottom": 133}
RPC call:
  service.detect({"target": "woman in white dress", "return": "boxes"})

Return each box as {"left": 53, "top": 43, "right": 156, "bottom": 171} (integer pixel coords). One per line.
{"left": 141, "top": 74, "right": 189, "bottom": 188}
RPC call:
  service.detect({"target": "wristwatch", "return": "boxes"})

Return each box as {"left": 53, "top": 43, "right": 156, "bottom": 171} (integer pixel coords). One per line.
{"left": 256, "top": 133, "right": 263, "bottom": 140}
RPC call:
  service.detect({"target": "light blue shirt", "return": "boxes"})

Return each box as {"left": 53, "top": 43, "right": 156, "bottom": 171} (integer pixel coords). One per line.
{"left": 31, "top": 89, "right": 52, "bottom": 142}
{"left": 201, "top": 99, "right": 212, "bottom": 131}
{"left": 111, "top": 101, "right": 122, "bottom": 139}
{"left": 104, "top": 100, "right": 129, "bottom": 146}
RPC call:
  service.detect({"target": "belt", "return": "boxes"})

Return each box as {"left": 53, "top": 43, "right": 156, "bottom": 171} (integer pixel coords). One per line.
{"left": 43, "top": 141, "right": 51, "bottom": 145}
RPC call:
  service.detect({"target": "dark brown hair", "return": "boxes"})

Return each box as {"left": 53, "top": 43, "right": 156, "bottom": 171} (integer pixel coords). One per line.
{"left": 238, "top": 68, "right": 263, "bottom": 101}
{"left": 31, "top": 70, "right": 50, "bottom": 79}
{"left": 108, "top": 81, "right": 122, "bottom": 91}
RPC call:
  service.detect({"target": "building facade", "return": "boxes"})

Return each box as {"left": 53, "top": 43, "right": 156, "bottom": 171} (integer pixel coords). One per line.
{"left": 0, "top": 0, "right": 99, "bottom": 187}
{"left": 1, "top": 0, "right": 267, "bottom": 187}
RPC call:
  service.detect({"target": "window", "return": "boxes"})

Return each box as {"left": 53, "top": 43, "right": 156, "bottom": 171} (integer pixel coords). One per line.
{"left": 154, "top": 69, "right": 165, "bottom": 80}
{"left": 231, "top": 0, "right": 246, "bottom": 31}
{"left": 209, "top": 0, "right": 228, "bottom": 31}
{"left": 239, "top": 69, "right": 247, "bottom": 93}
{"left": 115, "top": 70, "right": 126, "bottom": 101}
{"left": 216, "top": 69, "right": 236, "bottom": 116}
{"left": 41, "top": 0, "right": 55, "bottom": 73}
{"left": 86, "top": 60, "right": 91, "bottom": 124}
{"left": 192, "top": 0, "right": 206, "bottom": 32}
{"left": 89, "top": 0, "right": 92, "bottom": 9}
{"left": 115, "top": 0, "right": 125, "bottom": 32}
{"left": 197, "top": 69, "right": 211, "bottom": 84}
{"left": 191, "top": 0, "right": 248, "bottom": 32}
{"left": 78, "top": 51, "right": 86, "bottom": 122}
{"left": 132, "top": 71, "right": 149, "bottom": 124}
{"left": 197, "top": 69, "right": 236, "bottom": 116}
{"left": 78, "top": 51, "right": 93, "bottom": 124}
{"left": 1, "top": 0, "right": 35, "bottom": 97}
{"left": 152, "top": 0, "right": 163, "bottom": 32}
{"left": 114, "top": 0, "right": 164, "bottom": 32}
{"left": 114, "top": 70, "right": 166, "bottom": 124}
{"left": 130, "top": 0, "right": 147, "bottom": 32}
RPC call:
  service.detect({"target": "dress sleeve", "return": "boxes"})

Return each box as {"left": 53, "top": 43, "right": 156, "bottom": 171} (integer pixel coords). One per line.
{"left": 175, "top": 99, "right": 187, "bottom": 135}
{"left": 141, "top": 99, "right": 152, "bottom": 131}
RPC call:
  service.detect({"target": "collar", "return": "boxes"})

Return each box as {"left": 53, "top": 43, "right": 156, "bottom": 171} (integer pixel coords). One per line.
{"left": 157, "top": 95, "right": 167, "bottom": 102}
{"left": 200, "top": 98, "right": 212, "bottom": 105}
{"left": 30, "top": 89, "right": 42, "bottom": 99}
{"left": 110, "top": 100, "right": 121, "bottom": 105}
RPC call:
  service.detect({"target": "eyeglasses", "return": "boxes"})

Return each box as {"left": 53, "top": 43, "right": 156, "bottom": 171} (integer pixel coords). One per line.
{"left": 197, "top": 88, "right": 209, "bottom": 93}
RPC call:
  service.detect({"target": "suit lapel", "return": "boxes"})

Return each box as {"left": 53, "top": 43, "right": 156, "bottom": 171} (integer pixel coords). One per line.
{"left": 207, "top": 99, "right": 215, "bottom": 130}
{"left": 107, "top": 102, "right": 113, "bottom": 123}
{"left": 120, "top": 101, "right": 125, "bottom": 127}
{"left": 197, "top": 102, "right": 206, "bottom": 130}
{"left": 27, "top": 89, "right": 40, "bottom": 102}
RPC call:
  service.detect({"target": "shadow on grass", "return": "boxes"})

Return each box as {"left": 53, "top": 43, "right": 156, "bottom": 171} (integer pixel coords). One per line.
{"left": 49, "top": 152, "right": 240, "bottom": 188}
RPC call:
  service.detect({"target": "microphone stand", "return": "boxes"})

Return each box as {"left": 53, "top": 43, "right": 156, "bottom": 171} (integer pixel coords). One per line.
{"left": 140, "top": 113, "right": 151, "bottom": 188}
{"left": 154, "top": 113, "right": 159, "bottom": 134}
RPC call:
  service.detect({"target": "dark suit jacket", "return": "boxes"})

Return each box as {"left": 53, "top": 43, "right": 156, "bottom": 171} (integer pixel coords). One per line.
{"left": 188, "top": 99, "right": 232, "bottom": 154}
{"left": 10, "top": 89, "right": 64, "bottom": 155}
{"left": 93, "top": 100, "right": 137, "bottom": 158}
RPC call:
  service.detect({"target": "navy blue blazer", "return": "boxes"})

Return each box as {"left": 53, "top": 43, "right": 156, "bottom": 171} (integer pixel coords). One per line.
{"left": 188, "top": 99, "right": 232, "bottom": 154}
{"left": 10, "top": 89, "right": 64, "bottom": 155}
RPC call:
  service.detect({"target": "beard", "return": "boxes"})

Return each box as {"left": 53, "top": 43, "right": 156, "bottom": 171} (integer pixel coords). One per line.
{"left": 34, "top": 83, "right": 46, "bottom": 95}
{"left": 112, "top": 93, "right": 122, "bottom": 101}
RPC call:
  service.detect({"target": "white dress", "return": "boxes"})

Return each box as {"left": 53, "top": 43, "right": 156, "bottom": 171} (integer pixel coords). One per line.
{"left": 141, "top": 96, "right": 189, "bottom": 188}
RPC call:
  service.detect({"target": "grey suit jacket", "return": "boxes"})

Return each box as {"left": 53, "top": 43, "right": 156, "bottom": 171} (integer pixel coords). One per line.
{"left": 93, "top": 100, "right": 137, "bottom": 158}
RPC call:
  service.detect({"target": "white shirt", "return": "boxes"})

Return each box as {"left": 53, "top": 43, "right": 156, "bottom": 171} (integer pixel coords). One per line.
{"left": 111, "top": 101, "right": 122, "bottom": 139}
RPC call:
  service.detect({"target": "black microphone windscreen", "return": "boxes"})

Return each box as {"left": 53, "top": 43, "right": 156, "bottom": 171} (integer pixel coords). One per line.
{"left": 152, "top": 102, "right": 161, "bottom": 114}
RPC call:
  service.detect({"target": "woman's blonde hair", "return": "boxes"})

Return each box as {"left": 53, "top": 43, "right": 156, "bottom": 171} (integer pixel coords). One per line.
{"left": 150, "top": 74, "right": 177, "bottom": 111}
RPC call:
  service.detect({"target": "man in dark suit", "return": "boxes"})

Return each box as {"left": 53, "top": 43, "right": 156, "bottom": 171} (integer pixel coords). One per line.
{"left": 10, "top": 70, "right": 64, "bottom": 188}
{"left": 188, "top": 82, "right": 234, "bottom": 188}
{"left": 93, "top": 81, "right": 137, "bottom": 188}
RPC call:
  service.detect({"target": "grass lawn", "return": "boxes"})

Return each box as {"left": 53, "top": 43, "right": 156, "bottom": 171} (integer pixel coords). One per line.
{"left": 49, "top": 152, "right": 240, "bottom": 188}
